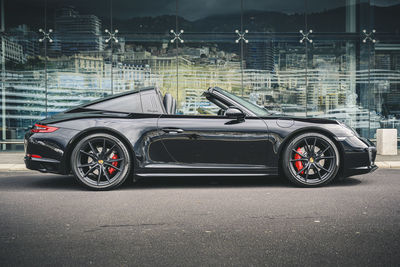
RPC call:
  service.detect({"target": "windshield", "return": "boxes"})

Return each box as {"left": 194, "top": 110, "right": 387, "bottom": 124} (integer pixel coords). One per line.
{"left": 215, "top": 88, "right": 270, "bottom": 117}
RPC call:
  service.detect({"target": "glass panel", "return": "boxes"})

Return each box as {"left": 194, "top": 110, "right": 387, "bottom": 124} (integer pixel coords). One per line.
{"left": 1, "top": 0, "right": 47, "bottom": 150}
{"left": 306, "top": 0, "right": 347, "bottom": 33}
{"left": 371, "top": 0, "right": 400, "bottom": 34}
{"left": 179, "top": 0, "right": 241, "bottom": 33}
{"left": 372, "top": 38, "right": 400, "bottom": 142}
{"left": 112, "top": 0, "right": 176, "bottom": 34}
{"left": 243, "top": 34, "right": 307, "bottom": 116}
{"left": 307, "top": 38, "right": 376, "bottom": 135}
{"left": 243, "top": 0, "right": 305, "bottom": 33}
{"left": 371, "top": 0, "right": 400, "bottom": 145}
{"left": 111, "top": 38, "right": 167, "bottom": 95}
{"left": 2, "top": 0, "right": 399, "bottom": 151}
{"left": 177, "top": 36, "right": 242, "bottom": 115}
{"left": 45, "top": 1, "right": 112, "bottom": 116}
{"left": 111, "top": 0, "right": 176, "bottom": 109}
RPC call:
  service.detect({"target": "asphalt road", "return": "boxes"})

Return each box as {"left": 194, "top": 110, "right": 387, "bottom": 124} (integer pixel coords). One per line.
{"left": 0, "top": 170, "right": 399, "bottom": 267}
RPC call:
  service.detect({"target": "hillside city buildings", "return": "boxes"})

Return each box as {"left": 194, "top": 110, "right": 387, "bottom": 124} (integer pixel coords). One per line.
{"left": 1, "top": 4, "right": 400, "bottom": 150}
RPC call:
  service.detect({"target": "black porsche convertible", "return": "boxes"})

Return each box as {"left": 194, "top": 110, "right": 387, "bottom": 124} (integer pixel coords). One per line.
{"left": 25, "top": 86, "right": 377, "bottom": 190}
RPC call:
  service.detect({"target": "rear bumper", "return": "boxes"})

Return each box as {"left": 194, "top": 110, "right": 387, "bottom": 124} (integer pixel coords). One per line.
{"left": 24, "top": 156, "right": 62, "bottom": 173}
{"left": 23, "top": 127, "right": 78, "bottom": 174}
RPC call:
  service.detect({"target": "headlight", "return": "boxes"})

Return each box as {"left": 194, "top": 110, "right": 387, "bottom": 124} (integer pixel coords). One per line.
{"left": 337, "top": 121, "right": 359, "bottom": 137}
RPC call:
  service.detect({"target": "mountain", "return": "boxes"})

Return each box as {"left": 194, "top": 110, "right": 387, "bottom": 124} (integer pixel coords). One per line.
{"left": 4, "top": 2, "right": 400, "bottom": 35}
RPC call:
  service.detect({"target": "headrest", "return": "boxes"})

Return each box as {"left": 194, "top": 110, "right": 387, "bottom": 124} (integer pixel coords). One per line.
{"left": 163, "top": 93, "right": 173, "bottom": 114}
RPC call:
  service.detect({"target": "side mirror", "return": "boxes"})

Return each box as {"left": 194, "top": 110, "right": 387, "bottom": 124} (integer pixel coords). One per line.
{"left": 225, "top": 107, "right": 245, "bottom": 121}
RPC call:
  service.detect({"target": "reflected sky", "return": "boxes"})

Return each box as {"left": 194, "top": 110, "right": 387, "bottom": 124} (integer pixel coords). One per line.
{"left": 5, "top": 0, "right": 400, "bottom": 21}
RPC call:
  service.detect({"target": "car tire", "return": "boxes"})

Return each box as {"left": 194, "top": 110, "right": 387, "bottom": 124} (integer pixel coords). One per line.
{"left": 71, "top": 133, "right": 131, "bottom": 190}
{"left": 282, "top": 132, "right": 340, "bottom": 187}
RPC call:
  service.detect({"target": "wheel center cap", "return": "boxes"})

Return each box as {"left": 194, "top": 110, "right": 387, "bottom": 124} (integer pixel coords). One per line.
{"left": 309, "top": 157, "right": 314, "bottom": 163}
{"left": 98, "top": 160, "right": 104, "bottom": 164}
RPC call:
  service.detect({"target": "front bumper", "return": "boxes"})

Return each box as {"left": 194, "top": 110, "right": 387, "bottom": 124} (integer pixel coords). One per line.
{"left": 341, "top": 137, "right": 378, "bottom": 177}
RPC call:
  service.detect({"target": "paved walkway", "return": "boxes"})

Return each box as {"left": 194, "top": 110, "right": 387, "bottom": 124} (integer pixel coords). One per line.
{"left": 0, "top": 151, "right": 399, "bottom": 171}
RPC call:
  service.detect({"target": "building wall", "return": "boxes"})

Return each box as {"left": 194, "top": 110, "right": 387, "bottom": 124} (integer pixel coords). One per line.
{"left": 1, "top": 0, "right": 400, "bottom": 150}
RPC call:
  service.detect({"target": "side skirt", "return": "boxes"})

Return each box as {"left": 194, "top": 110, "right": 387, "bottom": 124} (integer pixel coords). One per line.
{"left": 136, "top": 173, "right": 272, "bottom": 177}
{"left": 136, "top": 163, "right": 278, "bottom": 176}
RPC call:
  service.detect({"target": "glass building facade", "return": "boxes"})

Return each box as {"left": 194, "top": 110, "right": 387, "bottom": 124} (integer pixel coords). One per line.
{"left": 1, "top": 0, "right": 400, "bottom": 150}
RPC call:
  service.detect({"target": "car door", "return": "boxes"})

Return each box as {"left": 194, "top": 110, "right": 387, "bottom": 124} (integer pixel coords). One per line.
{"left": 126, "top": 88, "right": 174, "bottom": 167}
{"left": 157, "top": 114, "right": 273, "bottom": 171}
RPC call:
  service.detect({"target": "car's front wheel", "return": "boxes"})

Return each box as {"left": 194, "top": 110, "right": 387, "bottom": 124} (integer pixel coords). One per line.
{"left": 282, "top": 132, "right": 340, "bottom": 187}
{"left": 71, "top": 133, "right": 131, "bottom": 190}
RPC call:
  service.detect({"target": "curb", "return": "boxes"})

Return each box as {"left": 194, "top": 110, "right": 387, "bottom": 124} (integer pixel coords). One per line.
{"left": 375, "top": 161, "right": 400, "bottom": 169}
{"left": 0, "top": 164, "right": 29, "bottom": 171}
{"left": 0, "top": 162, "right": 399, "bottom": 172}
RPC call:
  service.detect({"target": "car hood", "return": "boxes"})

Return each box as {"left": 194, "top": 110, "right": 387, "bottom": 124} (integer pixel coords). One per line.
{"left": 264, "top": 115, "right": 340, "bottom": 125}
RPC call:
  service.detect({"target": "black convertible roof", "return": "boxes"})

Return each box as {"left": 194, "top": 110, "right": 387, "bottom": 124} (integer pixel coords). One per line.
{"left": 81, "top": 87, "right": 155, "bottom": 108}
{"left": 65, "top": 87, "right": 158, "bottom": 114}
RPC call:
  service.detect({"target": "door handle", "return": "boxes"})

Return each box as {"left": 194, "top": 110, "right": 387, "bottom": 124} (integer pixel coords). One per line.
{"left": 162, "top": 128, "right": 184, "bottom": 134}
{"left": 189, "top": 133, "right": 201, "bottom": 140}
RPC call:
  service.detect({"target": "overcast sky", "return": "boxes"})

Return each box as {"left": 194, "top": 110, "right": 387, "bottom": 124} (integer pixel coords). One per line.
{"left": 7, "top": 0, "right": 400, "bottom": 21}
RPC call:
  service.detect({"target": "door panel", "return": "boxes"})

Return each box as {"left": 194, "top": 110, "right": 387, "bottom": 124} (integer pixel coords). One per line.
{"left": 157, "top": 115, "right": 272, "bottom": 167}
{"left": 123, "top": 116, "right": 173, "bottom": 168}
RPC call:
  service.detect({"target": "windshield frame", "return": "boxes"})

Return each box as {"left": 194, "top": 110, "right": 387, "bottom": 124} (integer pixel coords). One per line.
{"left": 211, "top": 87, "right": 270, "bottom": 117}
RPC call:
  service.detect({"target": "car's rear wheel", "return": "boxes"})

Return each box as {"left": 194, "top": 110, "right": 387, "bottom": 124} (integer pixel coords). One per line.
{"left": 282, "top": 132, "right": 340, "bottom": 187}
{"left": 71, "top": 133, "right": 131, "bottom": 190}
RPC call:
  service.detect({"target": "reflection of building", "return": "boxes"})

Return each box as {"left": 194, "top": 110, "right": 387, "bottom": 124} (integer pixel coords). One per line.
{"left": 122, "top": 51, "right": 152, "bottom": 65}
{"left": 0, "top": 35, "right": 25, "bottom": 63}
{"left": 246, "top": 41, "right": 274, "bottom": 72}
{"left": 53, "top": 6, "right": 103, "bottom": 55}
{"left": 113, "top": 63, "right": 158, "bottom": 92}
{"left": 181, "top": 89, "right": 218, "bottom": 115}
{"left": 8, "top": 24, "right": 39, "bottom": 58}
{"left": 179, "top": 47, "right": 210, "bottom": 59}
{"left": 2, "top": 61, "right": 161, "bottom": 139}
{"left": 315, "top": 106, "right": 382, "bottom": 130}
{"left": 2, "top": 70, "right": 46, "bottom": 139}
{"left": 47, "top": 54, "right": 105, "bottom": 73}
{"left": 374, "top": 43, "right": 400, "bottom": 118}
{"left": 259, "top": 41, "right": 358, "bottom": 112}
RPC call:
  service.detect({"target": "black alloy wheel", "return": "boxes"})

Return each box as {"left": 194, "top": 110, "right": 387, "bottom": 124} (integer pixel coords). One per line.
{"left": 71, "top": 133, "right": 131, "bottom": 190}
{"left": 282, "top": 132, "right": 340, "bottom": 187}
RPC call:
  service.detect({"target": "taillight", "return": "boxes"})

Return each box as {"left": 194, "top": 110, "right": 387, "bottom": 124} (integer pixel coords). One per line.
{"left": 31, "top": 124, "right": 59, "bottom": 133}
{"left": 27, "top": 154, "right": 42, "bottom": 158}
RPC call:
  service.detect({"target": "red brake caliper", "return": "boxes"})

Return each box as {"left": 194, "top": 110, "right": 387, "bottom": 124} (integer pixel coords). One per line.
{"left": 294, "top": 147, "right": 304, "bottom": 174}
{"left": 108, "top": 154, "right": 118, "bottom": 175}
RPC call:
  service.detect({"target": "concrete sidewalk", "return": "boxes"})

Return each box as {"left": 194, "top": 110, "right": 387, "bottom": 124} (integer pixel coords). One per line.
{"left": 0, "top": 151, "right": 399, "bottom": 172}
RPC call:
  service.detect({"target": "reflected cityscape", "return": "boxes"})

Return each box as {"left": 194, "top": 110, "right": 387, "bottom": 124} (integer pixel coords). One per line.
{"left": 1, "top": 0, "right": 400, "bottom": 150}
